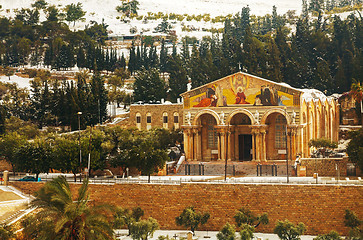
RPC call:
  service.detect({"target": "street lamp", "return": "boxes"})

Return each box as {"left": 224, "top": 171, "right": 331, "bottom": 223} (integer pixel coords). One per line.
{"left": 77, "top": 111, "right": 82, "bottom": 182}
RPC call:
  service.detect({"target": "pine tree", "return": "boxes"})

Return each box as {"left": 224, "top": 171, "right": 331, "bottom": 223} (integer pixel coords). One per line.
{"left": 189, "top": 44, "right": 205, "bottom": 87}
{"left": 242, "top": 25, "right": 260, "bottom": 75}
{"left": 275, "top": 27, "right": 293, "bottom": 84}
{"left": 90, "top": 71, "right": 108, "bottom": 125}
{"left": 181, "top": 38, "right": 190, "bottom": 67}
{"left": 235, "top": 6, "right": 251, "bottom": 42}
{"left": 168, "top": 54, "right": 188, "bottom": 102}
{"left": 302, "top": 0, "right": 308, "bottom": 17}
{"left": 266, "top": 37, "right": 283, "bottom": 82}
{"left": 133, "top": 68, "right": 166, "bottom": 103}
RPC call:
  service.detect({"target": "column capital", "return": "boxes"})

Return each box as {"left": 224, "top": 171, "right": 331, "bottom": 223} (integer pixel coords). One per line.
{"left": 192, "top": 126, "right": 202, "bottom": 134}
{"left": 287, "top": 124, "right": 299, "bottom": 135}
{"left": 250, "top": 124, "right": 268, "bottom": 134}
{"left": 215, "top": 125, "right": 228, "bottom": 133}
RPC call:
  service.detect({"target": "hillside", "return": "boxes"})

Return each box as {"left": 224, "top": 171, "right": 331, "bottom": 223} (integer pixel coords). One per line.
{"left": 1, "top": 0, "right": 302, "bottom": 38}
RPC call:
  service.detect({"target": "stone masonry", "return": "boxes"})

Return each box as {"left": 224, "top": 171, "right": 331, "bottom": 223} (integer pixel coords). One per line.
{"left": 11, "top": 182, "right": 363, "bottom": 236}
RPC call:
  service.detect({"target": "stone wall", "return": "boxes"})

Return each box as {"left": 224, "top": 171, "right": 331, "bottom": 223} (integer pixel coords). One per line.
{"left": 300, "top": 157, "right": 354, "bottom": 177}
{"left": 11, "top": 182, "right": 362, "bottom": 236}
{"left": 122, "top": 103, "right": 183, "bottom": 130}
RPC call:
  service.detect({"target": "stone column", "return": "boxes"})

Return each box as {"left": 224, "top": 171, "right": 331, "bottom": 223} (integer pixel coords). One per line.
{"left": 251, "top": 127, "right": 258, "bottom": 161}
{"left": 187, "top": 130, "right": 193, "bottom": 160}
{"left": 182, "top": 126, "right": 196, "bottom": 161}
{"left": 234, "top": 128, "right": 239, "bottom": 160}
{"left": 183, "top": 130, "right": 189, "bottom": 160}
{"left": 191, "top": 131, "right": 196, "bottom": 161}
{"left": 251, "top": 125, "right": 267, "bottom": 162}
{"left": 215, "top": 126, "right": 228, "bottom": 161}
{"left": 220, "top": 131, "right": 226, "bottom": 161}
{"left": 193, "top": 127, "right": 202, "bottom": 161}
{"left": 256, "top": 131, "right": 261, "bottom": 161}
{"left": 227, "top": 128, "right": 232, "bottom": 161}
{"left": 251, "top": 131, "right": 256, "bottom": 161}
{"left": 261, "top": 129, "right": 267, "bottom": 161}
{"left": 288, "top": 125, "right": 299, "bottom": 160}
{"left": 217, "top": 132, "right": 221, "bottom": 160}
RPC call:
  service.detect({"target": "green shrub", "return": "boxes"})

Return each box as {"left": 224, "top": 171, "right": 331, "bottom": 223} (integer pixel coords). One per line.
{"left": 217, "top": 222, "right": 236, "bottom": 240}
{"left": 274, "top": 220, "right": 306, "bottom": 240}
{"left": 313, "top": 231, "right": 342, "bottom": 240}
{"left": 240, "top": 224, "right": 254, "bottom": 240}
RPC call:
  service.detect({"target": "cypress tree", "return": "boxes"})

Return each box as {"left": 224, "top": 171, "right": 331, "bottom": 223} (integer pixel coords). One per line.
{"left": 44, "top": 45, "right": 53, "bottom": 68}
{"left": 90, "top": 71, "right": 108, "bottom": 125}
{"left": 136, "top": 46, "right": 141, "bottom": 71}
{"left": 128, "top": 43, "right": 136, "bottom": 74}
{"left": 159, "top": 39, "right": 168, "bottom": 73}
{"left": 120, "top": 53, "right": 126, "bottom": 69}
{"left": 0, "top": 105, "right": 6, "bottom": 134}
{"left": 77, "top": 47, "right": 86, "bottom": 69}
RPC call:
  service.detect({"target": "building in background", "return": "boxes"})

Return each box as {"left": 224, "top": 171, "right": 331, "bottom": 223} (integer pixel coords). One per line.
{"left": 121, "top": 100, "right": 183, "bottom": 130}
{"left": 180, "top": 72, "right": 339, "bottom": 162}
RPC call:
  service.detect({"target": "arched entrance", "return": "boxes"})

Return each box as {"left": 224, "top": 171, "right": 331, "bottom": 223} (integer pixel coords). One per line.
{"left": 194, "top": 113, "right": 219, "bottom": 161}
{"left": 229, "top": 113, "right": 253, "bottom": 161}
{"left": 265, "top": 112, "right": 288, "bottom": 160}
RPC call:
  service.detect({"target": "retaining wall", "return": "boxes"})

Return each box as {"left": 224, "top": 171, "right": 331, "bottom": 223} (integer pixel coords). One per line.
{"left": 11, "top": 182, "right": 363, "bottom": 236}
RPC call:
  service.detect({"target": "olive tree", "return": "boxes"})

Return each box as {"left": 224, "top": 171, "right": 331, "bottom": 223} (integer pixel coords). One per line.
{"left": 217, "top": 222, "right": 236, "bottom": 240}
{"left": 129, "top": 217, "right": 159, "bottom": 240}
{"left": 234, "top": 208, "right": 269, "bottom": 228}
{"left": 313, "top": 231, "right": 342, "bottom": 240}
{"left": 273, "top": 220, "right": 306, "bottom": 240}
{"left": 346, "top": 129, "right": 363, "bottom": 171}
{"left": 344, "top": 209, "right": 362, "bottom": 240}
{"left": 176, "top": 206, "right": 210, "bottom": 234}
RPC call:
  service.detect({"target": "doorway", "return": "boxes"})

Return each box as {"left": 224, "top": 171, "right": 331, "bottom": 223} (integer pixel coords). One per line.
{"left": 238, "top": 134, "right": 252, "bottom": 161}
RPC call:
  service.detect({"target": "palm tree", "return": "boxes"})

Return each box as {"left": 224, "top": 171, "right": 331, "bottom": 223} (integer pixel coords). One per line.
{"left": 22, "top": 176, "right": 114, "bottom": 240}
{"left": 350, "top": 80, "right": 363, "bottom": 127}
{"left": 0, "top": 224, "right": 14, "bottom": 240}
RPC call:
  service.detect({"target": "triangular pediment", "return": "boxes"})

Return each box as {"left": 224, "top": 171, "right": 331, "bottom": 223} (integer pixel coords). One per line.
{"left": 181, "top": 72, "right": 303, "bottom": 109}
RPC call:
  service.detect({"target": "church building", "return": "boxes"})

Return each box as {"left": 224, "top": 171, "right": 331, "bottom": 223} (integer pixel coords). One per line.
{"left": 180, "top": 72, "right": 339, "bottom": 162}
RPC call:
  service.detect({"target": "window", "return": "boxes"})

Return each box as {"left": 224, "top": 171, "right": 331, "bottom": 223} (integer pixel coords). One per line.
{"left": 146, "top": 112, "right": 152, "bottom": 130}
{"left": 136, "top": 113, "right": 142, "bottom": 130}
{"left": 275, "top": 114, "right": 287, "bottom": 149}
{"left": 207, "top": 116, "right": 218, "bottom": 149}
{"left": 173, "top": 112, "right": 179, "bottom": 129}
{"left": 163, "top": 112, "right": 168, "bottom": 129}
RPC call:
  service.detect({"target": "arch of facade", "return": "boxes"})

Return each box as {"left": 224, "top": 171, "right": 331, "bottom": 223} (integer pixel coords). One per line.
{"left": 226, "top": 108, "right": 256, "bottom": 125}
{"left": 261, "top": 108, "right": 292, "bottom": 125}
{"left": 301, "top": 112, "right": 308, "bottom": 157}
{"left": 192, "top": 109, "right": 221, "bottom": 126}
{"left": 308, "top": 103, "right": 315, "bottom": 140}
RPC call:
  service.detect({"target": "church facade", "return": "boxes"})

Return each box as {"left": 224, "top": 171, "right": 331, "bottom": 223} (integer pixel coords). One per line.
{"left": 180, "top": 72, "right": 339, "bottom": 162}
